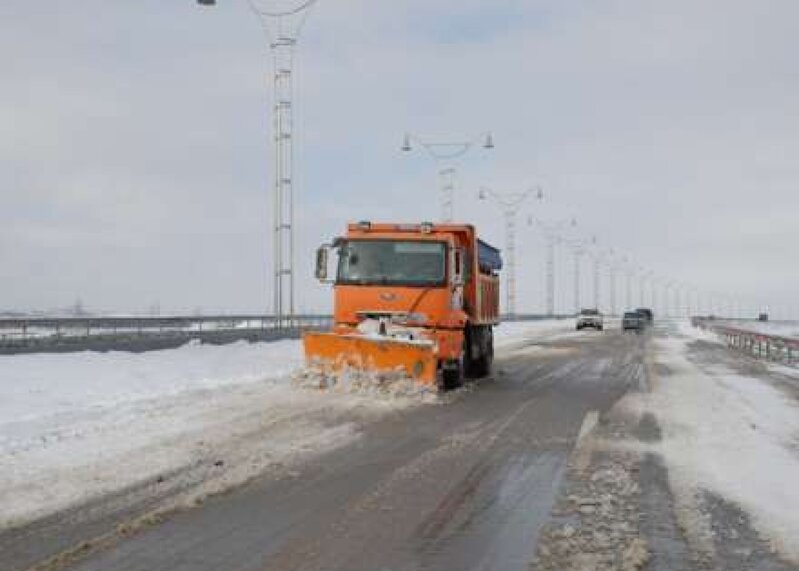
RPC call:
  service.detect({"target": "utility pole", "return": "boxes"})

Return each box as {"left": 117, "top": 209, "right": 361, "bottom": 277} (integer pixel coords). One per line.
{"left": 607, "top": 249, "right": 618, "bottom": 317}
{"left": 571, "top": 241, "right": 585, "bottom": 314}
{"left": 651, "top": 278, "right": 658, "bottom": 316}
{"left": 591, "top": 236, "right": 601, "bottom": 311}
{"left": 480, "top": 187, "right": 539, "bottom": 317}
{"left": 402, "top": 132, "right": 494, "bottom": 222}
{"left": 622, "top": 256, "right": 633, "bottom": 310}
{"left": 533, "top": 216, "right": 578, "bottom": 317}
{"left": 639, "top": 270, "right": 652, "bottom": 307}
{"left": 197, "top": 0, "right": 319, "bottom": 328}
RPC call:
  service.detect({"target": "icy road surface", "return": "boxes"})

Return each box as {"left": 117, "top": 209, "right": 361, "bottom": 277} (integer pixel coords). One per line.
{"left": 2, "top": 319, "right": 798, "bottom": 571}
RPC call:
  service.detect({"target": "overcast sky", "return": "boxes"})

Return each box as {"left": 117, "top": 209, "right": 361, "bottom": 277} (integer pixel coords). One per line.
{"left": 2, "top": 0, "right": 797, "bottom": 317}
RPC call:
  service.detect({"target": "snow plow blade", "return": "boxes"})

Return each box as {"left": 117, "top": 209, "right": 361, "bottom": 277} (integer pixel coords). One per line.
{"left": 302, "top": 332, "right": 438, "bottom": 386}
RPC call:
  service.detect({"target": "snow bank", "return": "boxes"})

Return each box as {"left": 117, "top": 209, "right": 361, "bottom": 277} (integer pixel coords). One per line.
{"left": 0, "top": 339, "right": 303, "bottom": 425}
{"left": 673, "top": 319, "right": 724, "bottom": 344}
{"left": 644, "top": 331, "right": 799, "bottom": 561}
{"left": 0, "top": 339, "right": 367, "bottom": 529}
{"left": 494, "top": 318, "right": 583, "bottom": 349}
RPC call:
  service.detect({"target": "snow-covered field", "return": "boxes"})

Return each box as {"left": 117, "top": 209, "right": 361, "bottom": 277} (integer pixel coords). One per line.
{"left": 0, "top": 320, "right": 570, "bottom": 530}
{"left": 620, "top": 321, "right": 799, "bottom": 562}
{"left": 0, "top": 339, "right": 401, "bottom": 528}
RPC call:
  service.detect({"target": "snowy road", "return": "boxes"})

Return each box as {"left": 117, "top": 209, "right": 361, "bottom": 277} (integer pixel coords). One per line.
{"left": 2, "top": 320, "right": 799, "bottom": 570}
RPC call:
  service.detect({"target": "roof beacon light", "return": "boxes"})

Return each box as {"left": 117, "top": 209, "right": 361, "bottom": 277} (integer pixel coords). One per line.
{"left": 420, "top": 222, "right": 434, "bottom": 234}
{"left": 357, "top": 220, "right": 372, "bottom": 231}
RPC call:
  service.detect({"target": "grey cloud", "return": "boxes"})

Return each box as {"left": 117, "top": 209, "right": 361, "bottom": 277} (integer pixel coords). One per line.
{"left": 1, "top": 0, "right": 797, "bottom": 316}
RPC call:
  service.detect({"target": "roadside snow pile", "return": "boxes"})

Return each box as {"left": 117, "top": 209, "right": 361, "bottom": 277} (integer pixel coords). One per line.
{"left": 645, "top": 333, "right": 799, "bottom": 561}
{"left": 0, "top": 339, "right": 302, "bottom": 425}
{"left": 674, "top": 320, "right": 725, "bottom": 344}
{"left": 293, "top": 364, "right": 438, "bottom": 401}
{"left": 0, "top": 339, "right": 414, "bottom": 529}
{"left": 494, "top": 319, "right": 578, "bottom": 349}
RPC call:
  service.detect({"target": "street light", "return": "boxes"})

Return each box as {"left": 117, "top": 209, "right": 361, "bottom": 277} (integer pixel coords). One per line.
{"left": 402, "top": 132, "right": 494, "bottom": 222}
{"left": 480, "top": 186, "right": 540, "bottom": 317}
{"left": 197, "top": 0, "right": 320, "bottom": 328}
{"left": 531, "top": 216, "right": 577, "bottom": 317}
{"left": 564, "top": 237, "right": 587, "bottom": 315}
{"left": 589, "top": 236, "right": 602, "bottom": 312}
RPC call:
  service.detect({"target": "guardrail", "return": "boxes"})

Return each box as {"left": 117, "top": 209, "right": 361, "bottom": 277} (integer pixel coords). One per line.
{"left": 692, "top": 318, "right": 798, "bottom": 366}
{"left": 0, "top": 313, "right": 566, "bottom": 355}
{"left": 0, "top": 315, "right": 333, "bottom": 354}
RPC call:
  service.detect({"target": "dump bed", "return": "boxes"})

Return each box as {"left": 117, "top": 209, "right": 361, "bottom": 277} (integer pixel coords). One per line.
{"left": 477, "top": 239, "right": 502, "bottom": 273}
{"left": 472, "top": 239, "right": 501, "bottom": 326}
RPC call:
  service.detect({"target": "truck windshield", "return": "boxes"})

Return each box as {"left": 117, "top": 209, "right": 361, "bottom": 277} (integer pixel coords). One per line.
{"left": 337, "top": 240, "right": 446, "bottom": 286}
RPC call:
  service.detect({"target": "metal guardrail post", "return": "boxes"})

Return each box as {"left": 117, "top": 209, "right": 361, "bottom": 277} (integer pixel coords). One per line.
{"left": 694, "top": 318, "right": 798, "bottom": 366}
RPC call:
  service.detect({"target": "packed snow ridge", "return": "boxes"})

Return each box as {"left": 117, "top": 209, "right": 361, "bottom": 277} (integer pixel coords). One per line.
{"left": 620, "top": 321, "right": 799, "bottom": 562}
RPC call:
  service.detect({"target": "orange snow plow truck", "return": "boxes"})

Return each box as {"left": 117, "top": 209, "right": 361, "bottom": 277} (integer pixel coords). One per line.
{"left": 303, "top": 221, "right": 501, "bottom": 390}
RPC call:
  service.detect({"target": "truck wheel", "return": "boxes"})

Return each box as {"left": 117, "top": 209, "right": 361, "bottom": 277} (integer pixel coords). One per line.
{"left": 465, "top": 326, "right": 493, "bottom": 378}
{"left": 441, "top": 336, "right": 466, "bottom": 390}
{"left": 442, "top": 359, "right": 463, "bottom": 390}
{"left": 484, "top": 329, "right": 494, "bottom": 375}
{"left": 473, "top": 327, "right": 493, "bottom": 378}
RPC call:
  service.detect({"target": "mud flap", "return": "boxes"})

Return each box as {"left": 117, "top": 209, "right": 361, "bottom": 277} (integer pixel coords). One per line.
{"left": 303, "top": 332, "right": 438, "bottom": 386}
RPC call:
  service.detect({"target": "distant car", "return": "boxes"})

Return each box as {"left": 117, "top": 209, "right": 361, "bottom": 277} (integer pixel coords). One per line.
{"left": 576, "top": 308, "right": 604, "bottom": 331}
{"left": 635, "top": 308, "right": 653, "bottom": 325}
{"left": 623, "top": 311, "right": 644, "bottom": 332}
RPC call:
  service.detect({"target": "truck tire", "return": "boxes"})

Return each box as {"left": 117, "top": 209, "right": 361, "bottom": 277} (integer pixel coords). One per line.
{"left": 442, "top": 356, "right": 464, "bottom": 390}
{"left": 467, "top": 326, "right": 493, "bottom": 378}
{"left": 477, "top": 327, "right": 494, "bottom": 377}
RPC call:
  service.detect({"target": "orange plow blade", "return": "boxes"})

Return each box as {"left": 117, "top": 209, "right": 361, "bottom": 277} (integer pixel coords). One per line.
{"left": 302, "top": 332, "right": 438, "bottom": 386}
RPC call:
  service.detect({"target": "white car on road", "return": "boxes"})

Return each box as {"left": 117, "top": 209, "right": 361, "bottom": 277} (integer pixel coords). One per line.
{"left": 576, "top": 308, "right": 604, "bottom": 331}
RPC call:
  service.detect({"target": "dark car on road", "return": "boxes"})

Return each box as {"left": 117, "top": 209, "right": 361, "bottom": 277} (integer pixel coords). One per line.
{"left": 635, "top": 308, "right": 653, "bottom": 325}
{"left": 622, "top": 311, "right": 644, "bottom": 332}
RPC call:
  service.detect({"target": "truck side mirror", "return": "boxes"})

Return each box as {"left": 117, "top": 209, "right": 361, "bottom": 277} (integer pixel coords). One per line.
{"left": 452, "top": 248, "right": 465, "bottom": 286}
{"left": 315, "top": 246, "right": 330, "bottom": 281}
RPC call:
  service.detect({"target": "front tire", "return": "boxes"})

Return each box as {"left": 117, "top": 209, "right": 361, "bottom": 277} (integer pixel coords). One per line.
{"left": 442, "top": 358, "right": 463, "bottom": 391}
